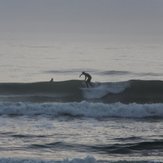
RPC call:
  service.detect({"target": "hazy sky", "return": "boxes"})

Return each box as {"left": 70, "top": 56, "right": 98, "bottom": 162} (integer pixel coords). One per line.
{"left": 0, "top": 0, "right": 163, "bottom": 43}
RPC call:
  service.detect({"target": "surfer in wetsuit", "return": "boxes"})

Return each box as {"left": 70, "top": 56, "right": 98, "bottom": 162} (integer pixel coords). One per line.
{"left": 50, "top": 78, "right": 54, "bottom": 82}
{"left": 79, "top": 72, "right": 92, "bottom": 87}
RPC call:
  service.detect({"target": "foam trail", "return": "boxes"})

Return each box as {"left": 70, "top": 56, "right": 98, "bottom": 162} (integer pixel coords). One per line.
{"left": 83, "top": 81, "right": 129, "bottom": 99}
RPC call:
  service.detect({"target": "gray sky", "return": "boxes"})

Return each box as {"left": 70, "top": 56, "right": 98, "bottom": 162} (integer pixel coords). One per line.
{"left": 0, "top": 0, "right": 163, "bottom": 43}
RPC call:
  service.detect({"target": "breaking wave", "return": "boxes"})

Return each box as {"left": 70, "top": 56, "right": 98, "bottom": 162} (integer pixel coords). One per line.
{"left": 0, "top": 101, "right": 163, "bottom": 118}
{"left": 0, "top": 156, "right": 161, "bottom": 163}
{"left": 0, "top": 79, "right": 163, "bottom": 103}
{"left": 0, "top": 157, "right": 97, "bottom": 163}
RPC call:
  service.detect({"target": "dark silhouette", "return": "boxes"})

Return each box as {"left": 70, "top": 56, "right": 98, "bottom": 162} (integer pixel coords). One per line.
{"left": 79, "top": 72, "right": 92, "bottom": 87}
{"left": 50, "top": 78, "right": 54, "bottom": 82}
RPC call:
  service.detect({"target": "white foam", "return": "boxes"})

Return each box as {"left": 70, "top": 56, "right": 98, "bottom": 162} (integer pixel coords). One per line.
{"left": 0, "top": 156, "right": 96, "bottom": 163}
{"left": 0, "top": 156, "right": 160, "bottom": 163}
{"left": 82, "top": 82, "right": 129, "bottom": 99}
{"left": 0, "top": 101, "right": 163, "bottom": 118}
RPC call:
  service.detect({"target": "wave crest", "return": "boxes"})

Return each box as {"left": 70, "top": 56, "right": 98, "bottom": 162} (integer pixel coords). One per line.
{"left": 0, "top": 101, "right": 163, "bottom": 118}
{"left": 0, "top": 156, "right": 96, "bottom": 163}
{"left": 0, "top": 80, "right": 163, "bottom": 104}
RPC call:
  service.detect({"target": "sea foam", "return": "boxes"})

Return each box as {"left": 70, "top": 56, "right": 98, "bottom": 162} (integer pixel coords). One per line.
{"left": 0, "top": 101, "right": 163, "bottom": 118}
{"left": 0, "top": 156, "right": 96, "bottom": 163}
{"left": 0, "top": 156, "right": 161, "bottom": 163}
{"left": 82, "top": 81, "right": 129, "bottom": 99}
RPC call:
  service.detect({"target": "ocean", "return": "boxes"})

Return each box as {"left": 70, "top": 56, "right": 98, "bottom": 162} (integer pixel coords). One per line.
{"left": 0, "top": 40, "right": 163, "bottom": 163}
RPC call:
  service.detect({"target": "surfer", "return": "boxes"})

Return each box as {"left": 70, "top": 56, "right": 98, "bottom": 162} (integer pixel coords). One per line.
{"left": 79, "top": 72, "right": 92, "bottom": 87}
{"left": 50, "top": 78, "right": 54, "bottom": 82}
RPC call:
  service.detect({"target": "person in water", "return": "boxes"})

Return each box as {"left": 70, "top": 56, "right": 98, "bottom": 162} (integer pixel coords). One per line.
{"left": 50, "top": 78, "right": 54, "bottom": 82}
{"left": 79, "top": 72, "right": 92, "bottom": 87}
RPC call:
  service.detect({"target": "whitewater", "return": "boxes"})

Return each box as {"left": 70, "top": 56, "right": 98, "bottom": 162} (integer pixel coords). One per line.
{"left": 0, "top": 80, "right": 163, "bottom": 163}
{"left": 0, "top": 41, "right": 163, "bottom": 163}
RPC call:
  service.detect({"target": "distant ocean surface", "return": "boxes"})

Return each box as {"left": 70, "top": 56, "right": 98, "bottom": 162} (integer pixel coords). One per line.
{"left": 0, "top": 40, "right": 163, "bottom": 163}
{"left": 1, "top": 40, "right": 163, "bottom": 82}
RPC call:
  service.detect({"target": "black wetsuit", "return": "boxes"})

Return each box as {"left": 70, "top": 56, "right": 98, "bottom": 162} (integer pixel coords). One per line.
{"left": 80, "top": 72, "right": 92, "bottom": 87}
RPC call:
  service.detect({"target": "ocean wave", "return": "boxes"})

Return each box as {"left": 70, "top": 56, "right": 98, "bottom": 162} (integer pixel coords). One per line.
{"left": 0, "top": 156, "right": 161, "bottom": 163}
{"left": 44, "top": 69, "right": 163, "bottom": 77}
{"left": 0, "top": 156, "right": 97, "bottom": 163}
{"left": 29, "top": 140, "right": 163, "bottom": 155}
{"left": 0, "top": 101, "right": 163, "bottom": 118}
{"left": 0, "top": 80, "right": 163, "bottom": 103}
